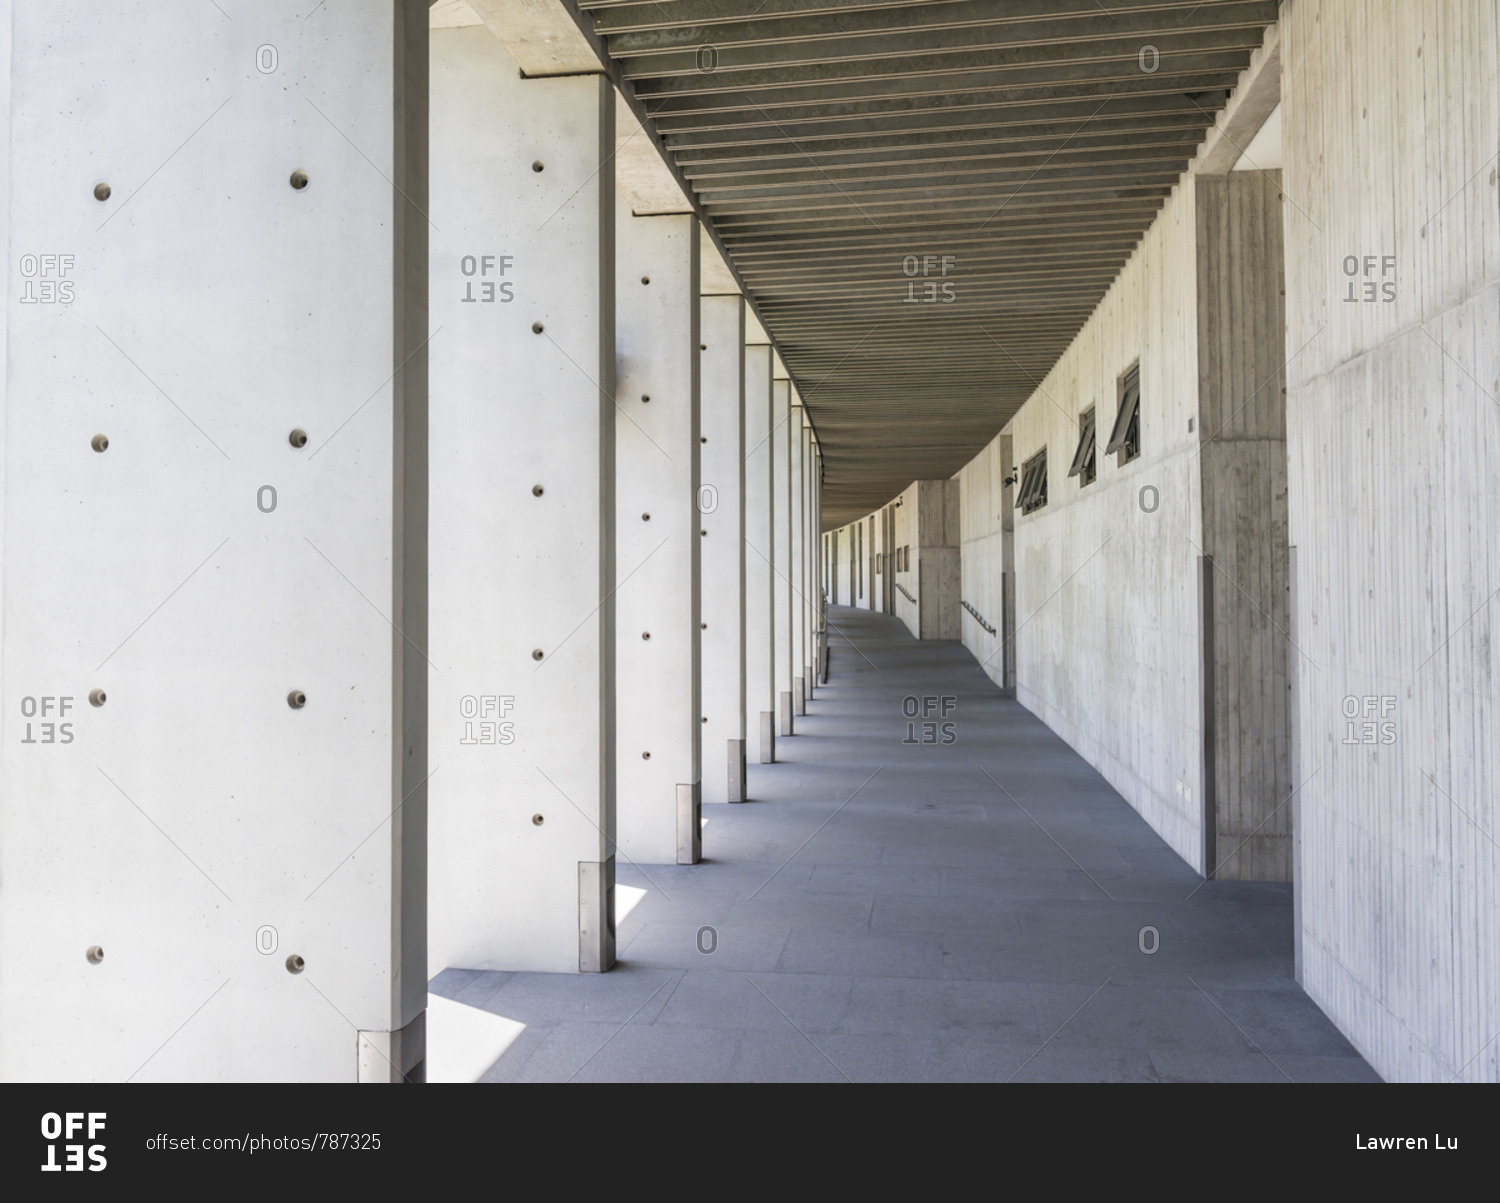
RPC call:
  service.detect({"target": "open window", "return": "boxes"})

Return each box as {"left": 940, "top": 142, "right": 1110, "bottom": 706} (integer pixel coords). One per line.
{"left": 1105, "top": 362, "right": 1141, "bottom": 463}
{"left": 1017, "top": 448, "right": 1048, "bottom": 515}
{"left": 1067, "top": 407, "right": 1097, "bottom": 487}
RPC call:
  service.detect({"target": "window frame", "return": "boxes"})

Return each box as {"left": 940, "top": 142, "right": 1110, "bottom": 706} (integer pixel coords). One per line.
{"left": 1017, "top": 448, "right": 1048, "bottom": 515}
{"left": 1105, "top": 362, "right": 1141, "bottom": 464}
{"left": 1067, "top": 406, "right": 1097, "bottom": 487}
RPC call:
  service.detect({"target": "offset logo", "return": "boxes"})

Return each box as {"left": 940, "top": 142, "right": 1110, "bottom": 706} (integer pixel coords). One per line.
{"left": 20, "top": 696, "right": 74, "bottom": 745}
{"left": 40, "top": 1112, "right": 106, "bottom": 1172}
{"left": 902, "top": 694, "right": 957, "bottom": 744}
{"left": 459, "top": 254, "right": 514, "bottom": 304}
{"left": 458, "top": 694, "right": 516, "bottom": 745}
{"left": 18, "top": 253, "right": 77, "bottom": 304}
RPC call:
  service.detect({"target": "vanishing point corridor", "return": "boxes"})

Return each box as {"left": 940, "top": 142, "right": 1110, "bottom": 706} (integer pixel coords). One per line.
{"left": 434, "top": 607, "right": 1376, "bottom": 1083}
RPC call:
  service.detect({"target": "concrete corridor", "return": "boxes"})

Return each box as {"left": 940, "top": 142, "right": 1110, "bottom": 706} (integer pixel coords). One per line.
{"left": 432, "top": 606, "right": 1378, "bottom": 1083}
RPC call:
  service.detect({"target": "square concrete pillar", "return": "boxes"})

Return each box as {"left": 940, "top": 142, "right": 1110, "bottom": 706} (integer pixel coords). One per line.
{"left": 615, "top": 213, "right": 701, "bottom": 865}
{"left": 0, "top": 1, "right": 428, "bottom": 1081}
{"left": 429, "top": 28, "right": 616, "bottom": 975}
{"left": 745, "top": 344, "right": 776, "bottom": 765}
{"left": 772, "top": 378, "right": 794, "bottom": 737}
{"left": 802, "top": 421, "right": 816, "bottom": 699}
{"left": 700, "top": 293, "right": 746, "bottom": 802}
{"left": 789, "top": 401, "right": 807, "bottom": 716}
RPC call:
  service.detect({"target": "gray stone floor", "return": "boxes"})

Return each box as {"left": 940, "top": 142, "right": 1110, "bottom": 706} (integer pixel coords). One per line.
{"left": 431, "top": 605, "right": 1380, "bottom": 1083}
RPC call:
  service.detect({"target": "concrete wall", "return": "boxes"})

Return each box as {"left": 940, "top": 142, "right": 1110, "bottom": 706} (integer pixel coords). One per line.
{"left": 958, "top": 437, "right": 1006, "bottom": 676}
{"left": 951, "top": 171, "right": 1291, "bottom": 887}
{"left": 836, "top": 479, "right": 961, "bottom": 640}
{"left": 918, "top": 479, "right": 961, "bottom": 640}
{"left": 1282, "top": 0, "right": 1499, "bottom": 1083}
{"left": 1196, "top": 172, "right": 1293, "bottom": 880}
{"left": 962, "top": 174, "right": 1209, "bottom": 871}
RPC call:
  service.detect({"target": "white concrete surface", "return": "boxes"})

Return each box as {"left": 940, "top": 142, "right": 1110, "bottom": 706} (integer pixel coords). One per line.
{"left": 699, "top": 293, "right": 746, "bottom": 803}
{"left": 1, "top": 0, "right": 428, "bottom": 1081}
{"left": 428, "top": 26, "right": 615, "bottom": 975}
{"left": 615, "top": 212, "right": 700, "bottom": 865}
{"left": 1282, "top": 0, "right": 1499, "bottom": 1084}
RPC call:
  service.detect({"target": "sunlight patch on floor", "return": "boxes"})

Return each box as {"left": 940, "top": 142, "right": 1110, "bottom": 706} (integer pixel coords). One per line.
{"left": 425, "top": 994, "right": 526, "bottom": 1083}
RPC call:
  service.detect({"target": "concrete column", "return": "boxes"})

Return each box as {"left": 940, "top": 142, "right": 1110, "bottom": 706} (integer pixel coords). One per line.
{"left": 0, "top": 1, "right": 427, "bottom": 1082}
{"left": 699, "top": 292, "right": 745, "bottom": 803}
{"left": 802, "top": 421, "right": 816, "bottom": 699}
{"left": 1195, "top": 172, "right": 1290, "bottom": 881}
{"left": 815, "top": 444, "right": 827, "bottom": 683}
{"left": 771, "top": 378, "right": 794, "bottom": 736}
{"left": 744, "top": 343, "right": 776, "bottom": 764}
{"left": 789, "top": 401, "right": 807, "bottom": 717}
{"left": 890, "top": 479, "right": 961, "bottom": 641}
{"left": 429, "top": 28, "right": 615, "bottom": 974}
{"left": 999, "top": 434, "right": 1016, "bottom": 693}
{"left": 615, "top": 213, "right": 701, "bottom": 865}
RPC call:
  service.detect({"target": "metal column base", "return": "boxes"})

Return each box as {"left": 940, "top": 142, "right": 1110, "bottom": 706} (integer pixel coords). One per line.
{"left": 727, "top": 738, "right": 747, "bottom": 802}
{"left": 579, "top": 857, "right": 616, "bottom": 973}
{"left": 760, "top": 711, "right": 776, "bottom": 764}
{"left": 358, "top": 1010, "right": 426, "bottom": 1084}
{"left": 677, "top": 782, "right": 702, "bottom": 864}
{"left": 780, "top": 691, "right": 794, "bottom": 736}
{"left": 794, "top": 676, "right": 806, "bottom": 716}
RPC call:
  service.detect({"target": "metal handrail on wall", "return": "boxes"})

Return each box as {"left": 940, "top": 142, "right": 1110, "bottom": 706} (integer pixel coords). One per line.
{"left": 961, "top": 600, "right": 996, "bottom": 635}
{"left": 895, "top": 583, "right": 916, "bottom": 604}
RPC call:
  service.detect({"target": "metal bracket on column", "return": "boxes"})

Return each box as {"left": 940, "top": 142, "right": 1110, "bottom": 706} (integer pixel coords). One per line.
{"left": 677, "top": 782, "right": 702, "bottom": 864}
{"left": 579, "top": 857, "right": 617, "bottom": 973}
{"left": 728, "top": 739, "right": 747, "bottom": 802}
{"left": 358, "top": 1011, "right": 426, "bottom": 1085}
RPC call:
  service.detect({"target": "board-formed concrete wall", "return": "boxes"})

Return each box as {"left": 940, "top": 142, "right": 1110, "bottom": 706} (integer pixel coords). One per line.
{"left": 958, "top": 438, "right": 1007, "bottom": 676}
{"left": 961, "top": 175, "right": 1210, "bottom": 871}
{"left": 953, "top": 169, "right": 1293, "bottom": 888}
{"left": 831, "top": 479, "right": 958, "bottom": 637}
{"left": 1282, "top": 0, "right": 1499, "bottom": 1083}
